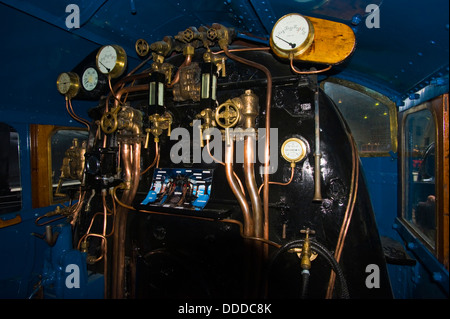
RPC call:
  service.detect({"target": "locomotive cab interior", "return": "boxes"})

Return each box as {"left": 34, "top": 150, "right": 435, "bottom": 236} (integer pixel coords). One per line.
{"left": 0, "top": 0, "right": 448, "bottom": 308}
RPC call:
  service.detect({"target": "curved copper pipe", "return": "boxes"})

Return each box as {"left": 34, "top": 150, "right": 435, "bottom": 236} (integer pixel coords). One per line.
{"left": 225, "top": 141, "right": 254, "bottom": 237}
{"left": 222, "top": 46, "right": 273, "bottom": 246}
{"left": 244, "top": 136, "right": 263, "bottom": 238}
{"left": 325, "top": 132, "right": 359, "bottom": 298}
{"left": 113, "top": 84, "right": 149, "bottom": 109}
{"left": 166, "top": 53, "right": 192, "bottom": 89}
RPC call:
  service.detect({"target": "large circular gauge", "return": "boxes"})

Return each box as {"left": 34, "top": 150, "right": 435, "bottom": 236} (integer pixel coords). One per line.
{"left": 82, "top": 67, "right": 99, "bottom": 91}
{"left": 281, "top": 137, "right": 308, "bottom": 164}
{"left": 270, "top": 13, "right": 315, "bottom": 59}
{"left": 56, "top": 72, "right": 80, "bottom": 98}
{"left": 96, "top": 45, "right": 127, "bottom": 78}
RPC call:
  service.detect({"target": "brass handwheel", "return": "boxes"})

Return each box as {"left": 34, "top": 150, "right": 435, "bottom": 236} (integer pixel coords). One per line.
{"left": 215, "top": 101, "right": 240, "bottom": 128}
{"left": 135, "top": 39, "right": 150, "bottom": 57}
{"left": 100, "top": 109, "right": 119, "bottom": 134}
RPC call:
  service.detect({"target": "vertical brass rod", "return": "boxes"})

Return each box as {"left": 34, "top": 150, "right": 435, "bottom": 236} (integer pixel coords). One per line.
{"left": 312, "top": 89, "right": 323, "bottom": 202}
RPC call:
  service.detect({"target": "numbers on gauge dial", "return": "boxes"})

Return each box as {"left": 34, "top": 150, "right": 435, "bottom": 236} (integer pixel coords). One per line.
{"left": 272, "top": 14, "right": 312, "bottom": 52}
{"left": 284, "top": 140, "right": 303, "bottom": 160}
{"left": 97, "top": 45, "right": 117, "bottom": 74}
{"left": 82, "top": 67, "right": 98, "bottom": 91}
{"left": 57, "top": 72, "right": 71, "bottom": 94}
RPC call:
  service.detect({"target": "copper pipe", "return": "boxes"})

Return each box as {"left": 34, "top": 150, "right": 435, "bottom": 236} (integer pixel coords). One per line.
{"left": 225, "top": 141, "right": 254, "bottom": 237}
{"left": 258, "top": 166, "right": 295, "bottom": 195}
{"left": 113, "top": 84, "right": 149, "bottom": 110}
{"left": 244, "top": 136, "right": 263, "bottom": 238}
{"left": 112, "top": 143, "right": 132, "bottom": 298}
{"left": 325, "top": 132, "right": 359, "bottom": 298}
{"left": 141, "top": 141, "right": 160, "bottom": 175}
{"left": 166, "top": 53, "right": 192, "bottom": 89}
{"left": 289, "top": 56, "right": 332, "bottom": 74}
{"left": 222, "top": 46, "right": 273, "bottom": 247}
{"left": 206, "top": 139, "right": 246, "bottom": 196}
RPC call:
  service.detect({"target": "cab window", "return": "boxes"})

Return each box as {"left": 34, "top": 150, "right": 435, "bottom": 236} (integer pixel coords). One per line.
{"left": 0, "top": 123, "right": 21, "bottom": 214}
{"left": 322, "top": 78, "right": 397, "bottom": 156}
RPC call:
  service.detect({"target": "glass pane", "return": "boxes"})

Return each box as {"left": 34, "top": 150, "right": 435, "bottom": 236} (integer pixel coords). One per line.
{"left": 324, "top": 82, "right": 393, "bottom": 154}
{"left": 51, "top": 129, "right": 89, "bottom": 203}
{"left": 0, "top": 123, "right": 21, "bottom": 214}
{"left": 404, "top": 108, "right": 436, "bottom": 247}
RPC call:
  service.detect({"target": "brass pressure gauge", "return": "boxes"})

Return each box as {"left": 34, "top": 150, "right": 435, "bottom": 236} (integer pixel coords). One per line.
{"left": 56, "top": 72, "right": 80, "bottom": 98}
{"left": 270, "top": 13, "right": 315, "bottom": 59}
{"left": 281, "top": 137, "right": 308, "bottom": 164}
{"left": 96, "top": 45, "right": 127, "bottom": 78}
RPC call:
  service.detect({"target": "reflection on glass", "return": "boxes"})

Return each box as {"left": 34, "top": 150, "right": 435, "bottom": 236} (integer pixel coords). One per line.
{"left": 51, "top": 129, "right": 89, "bottom": 203}
{"left": 0, "top": 123, "right": 21, "bottom": 214}
{"left": 324, "top": 82, "right": 392, "bottom": 154}
{"left": 404, "top": 108, "right": 436, "bottom": 247}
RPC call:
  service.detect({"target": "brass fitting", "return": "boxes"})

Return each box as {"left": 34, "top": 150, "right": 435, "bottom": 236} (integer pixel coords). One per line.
{"left": 299, "top": 228, "right": 316, "bottom": 270}
{"left": 203, "top": 49, "right": 227, "bottom": 77}
{"left": 208, "top": 23, "right": 236, "bottom": 50}
{"left": 148, "top": 112, "right": 173, "bottom": 143}
{"left": 195, "top": 108, "right": 216, "bottom": 147}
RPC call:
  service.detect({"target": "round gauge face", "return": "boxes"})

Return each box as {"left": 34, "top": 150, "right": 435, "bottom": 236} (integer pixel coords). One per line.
{"left": 56, "top": 72, "right": 80, "bottom": 98}
{"left": 97, "top": 45, "right": 118, "bottom": 74}
{"left": 270, "top": 13, "right": 314, "bottom": 56}
{"left": 82, "top": 67, "right": 98, "bottom": 91}
{"left": 281, "top": 138, "right": 307, "bottom": 163}
{"left": 56, "top": 72, "right": 71, "bottom": 94}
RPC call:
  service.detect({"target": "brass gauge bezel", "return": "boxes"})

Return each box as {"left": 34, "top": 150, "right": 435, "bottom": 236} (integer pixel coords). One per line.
{"left": 281, "top": 137, "right": 308, "bottom": 163}
{"left": 270, "top": 13, "right": 315, "bottom": 59}
{"left": 56, "top": 72, "right": 80, "bottom": 99}
{"left": 96, "top": 45, "right": 128, "bottom": 79}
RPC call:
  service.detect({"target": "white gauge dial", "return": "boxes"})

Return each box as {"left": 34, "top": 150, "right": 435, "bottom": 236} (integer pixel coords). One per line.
{"left": 281, "top": 137, "right": 308, "bottom": 163}
{"left": 97, "top": 45, "right": 117, "bottom": 74}
{"left": 96, "top": 45, "right": 127, "bottom": 78}
{"left": 82, "top": 67, "right": 98, "bottom": 91}
{"left": 270, "top": 13, "right": 315, "bottom": 58}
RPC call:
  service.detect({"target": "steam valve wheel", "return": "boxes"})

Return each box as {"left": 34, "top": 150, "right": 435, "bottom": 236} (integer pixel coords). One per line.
{"left": 135, "top": 39, "right": 150, "bottom": 57}
{"left": 101, "top": 112, "right": 119, "bottom": 134}
{"left": 215, "top": 101, "right": 240, "bottom": 128}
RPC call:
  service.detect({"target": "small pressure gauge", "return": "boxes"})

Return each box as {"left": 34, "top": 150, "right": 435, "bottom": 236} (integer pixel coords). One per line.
{"left": 270, "top": 13, "right": 315, "bottom": 59}
{"left": 96, "top": 45, "right": 127, "bottom": 78}
{"left": 82, "top": 67, "right": 99, "bottom": 91}
{"left": 56, "top": 72, "right": 80, "bottom": 99}
{"left": 281, "top": 137, "right": 308, "bottom": 164}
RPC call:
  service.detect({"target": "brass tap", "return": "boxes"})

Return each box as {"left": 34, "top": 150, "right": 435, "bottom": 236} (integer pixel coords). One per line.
{"left": 299, "top": 228, "right": 316, "bottom": 270}
{"left": 194, "top": 108, "right": 216, "bottom": 147}
{"left": 148, "top": 112, "right": 173, "bottom": 143}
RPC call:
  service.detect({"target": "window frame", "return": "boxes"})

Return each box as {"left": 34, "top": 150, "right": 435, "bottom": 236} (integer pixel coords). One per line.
{"left": 398, "top": 94, "right": 449, "bottom": 269}
{"left": 321, "top": 77, "right": 398, "bottom": 157}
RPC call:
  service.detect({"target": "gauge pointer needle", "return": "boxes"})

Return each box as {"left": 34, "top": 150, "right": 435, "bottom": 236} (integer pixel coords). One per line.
{"left": 276, "top": 36, "right": 296, "bottom": 48}
{"left": 99, "top": 61, "right": 110, "bottom": 72}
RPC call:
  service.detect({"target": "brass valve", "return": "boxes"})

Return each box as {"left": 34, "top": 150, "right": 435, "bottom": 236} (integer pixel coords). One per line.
{"left": 100, "top": 106, "right": 121, "bottom": 134}
{"left": 203, "top": 50, "right": 227, "bottom": 77}
{"left": 146, "top": 112, "right": 173, "bottom": 145}
{"left": 194, "top": 108, "right": 216, "bottom": 147}
{"left": 299, "top": 228, "right": 316, "bottom": 270}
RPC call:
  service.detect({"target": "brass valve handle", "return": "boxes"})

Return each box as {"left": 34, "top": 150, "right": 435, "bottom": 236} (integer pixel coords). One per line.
{"left": 215, "top": 101, "right": 240, "bottom": 129}
{"left": 100, "top": 107, "right": 121, "bottom": 134}
{"left": 135, "top": 39, "right": 150, "bottom": 57}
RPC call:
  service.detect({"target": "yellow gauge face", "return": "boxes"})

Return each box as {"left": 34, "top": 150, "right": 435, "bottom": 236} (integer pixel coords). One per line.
{"left": 270, "top": 13, "right": 315, "bottom": 59}
{"left": 281, "top": 137, "right": 308, "bottom": 163}
{"left": 56, "top": 72, "right": 80, "bottom": 98}
{"left": 82, "top": 67, "right": 98, "bottom": 91}
{"left": 96, "top": 45, "right": 127, "bottom": 78}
